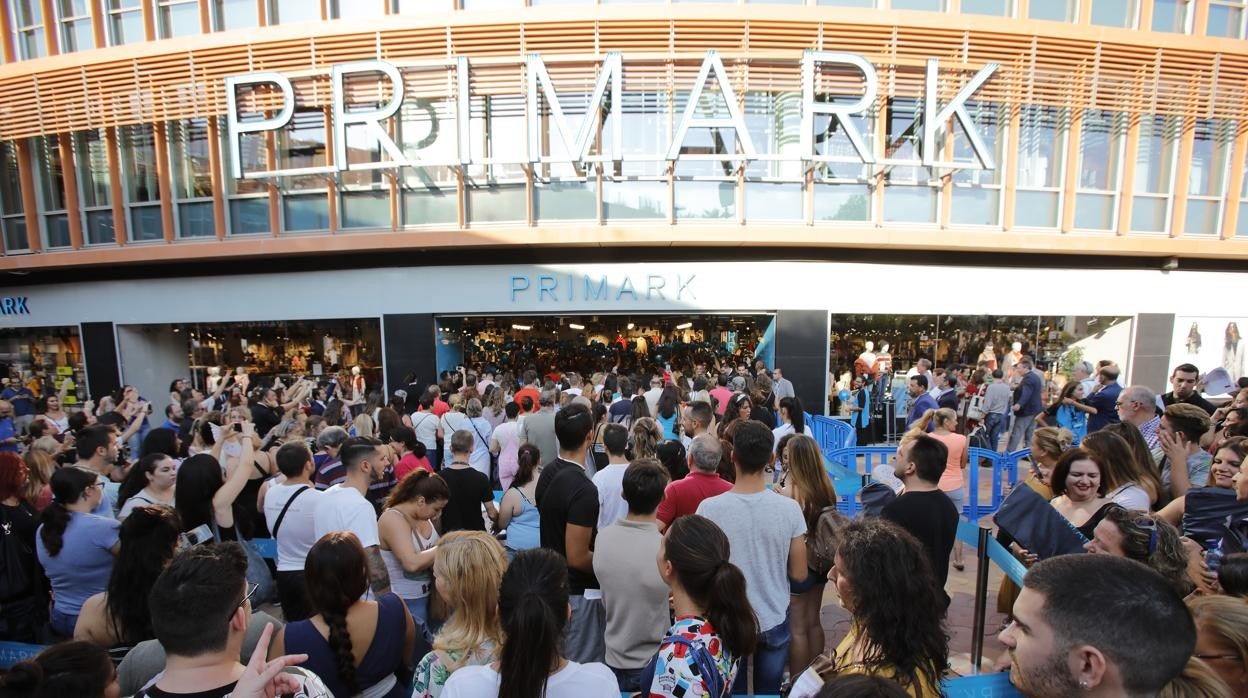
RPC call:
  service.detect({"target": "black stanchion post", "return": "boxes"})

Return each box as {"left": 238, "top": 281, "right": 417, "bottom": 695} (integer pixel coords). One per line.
{"left": 969, "top": 526, "right": 992, "bottom": 674}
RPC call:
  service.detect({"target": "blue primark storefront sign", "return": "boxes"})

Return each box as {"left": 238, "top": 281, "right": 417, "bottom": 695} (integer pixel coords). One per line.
{"left": 0, "top": 296, "right": 29, "bottom": 315}
{"left": 510, "top": 274, "right": 696, "bottom": 303}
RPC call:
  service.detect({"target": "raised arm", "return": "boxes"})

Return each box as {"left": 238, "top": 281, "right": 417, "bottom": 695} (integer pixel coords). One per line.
{"left": 213, "top": 424, "right": 256, "bottom": 528}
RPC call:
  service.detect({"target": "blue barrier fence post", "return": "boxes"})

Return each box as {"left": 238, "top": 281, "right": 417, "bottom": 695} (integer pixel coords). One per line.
{"left": 970, "top": 526, "right": 992, "bottom": 673}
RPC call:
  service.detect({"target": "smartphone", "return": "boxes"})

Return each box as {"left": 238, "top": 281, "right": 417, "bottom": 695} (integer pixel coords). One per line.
{"left": 179, "top": 523, "right": 215, "bottom": 550}
{"left": 231, "top": 423, "right": 242, "bottom": 433}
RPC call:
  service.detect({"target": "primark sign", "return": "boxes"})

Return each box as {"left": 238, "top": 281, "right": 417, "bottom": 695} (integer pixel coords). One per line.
{"left": 225, "top": 50, "right": 998, "bottom": 181}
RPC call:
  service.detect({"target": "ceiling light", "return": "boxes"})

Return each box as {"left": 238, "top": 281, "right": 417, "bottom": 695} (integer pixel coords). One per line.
{"left": 569, "top": 323, "right": 585, "bottom": 330}
{"left": 676, "top": 322, "right": 693, "bottom": 330}
{"left": 512, "top": 324, "right": 531, "bottom": 331}
{"left": 626, "top": 323, "right": 635, "bottom": 330}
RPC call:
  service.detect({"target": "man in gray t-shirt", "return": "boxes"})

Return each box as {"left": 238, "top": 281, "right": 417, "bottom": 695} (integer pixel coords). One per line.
{"left": 696, "top": 421, "right": 806, "bottom": 695}
{"left": 519, "top": 389, "right": 559, "bottom": 465}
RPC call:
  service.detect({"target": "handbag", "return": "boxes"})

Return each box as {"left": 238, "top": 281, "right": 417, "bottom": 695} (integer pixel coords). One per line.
{"left": 0, "top": 507, "right": 33, "bottom": 602}
{"left": 966, "top": 394, "right": 986, "bottom": 422}
{"left": 992, "top": 485, "right": 1089, "bottom": 560}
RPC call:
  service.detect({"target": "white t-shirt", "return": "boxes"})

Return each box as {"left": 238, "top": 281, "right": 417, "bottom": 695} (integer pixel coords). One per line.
{"left": 1107, "top": 483, "right": 1151, "bottom": 511}
{"left": 409, "top": 411, "right": 439, "bottom": 452}
{"left": 592, "top": 462, "right": 630, "bottom": 531}
{"left": 442, "top": 661, "right": 618, "bottom": 698}
{"left": 264, "top": 482, "right": 326, "bottom": 572}
{"left": 772, "top": 423, "right": 795, "bottom": 452}
{"left": 313, "top": 484, "right": 379, "bottom": 549}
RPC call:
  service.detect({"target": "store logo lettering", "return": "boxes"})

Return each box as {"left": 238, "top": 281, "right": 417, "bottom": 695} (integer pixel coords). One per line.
{"left": 511, "top": 275, "right": 695, "bottom": 303}
{"left": 0, "top": 296, "right": 29, "bottom": 315}
{"left": 225, "top": 50, "right": 998, "bottom": 180}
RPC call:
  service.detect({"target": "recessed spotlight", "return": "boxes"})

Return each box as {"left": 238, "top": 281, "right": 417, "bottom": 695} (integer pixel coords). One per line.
{"left": 512, "top": 324, "right": 531, "bottom": 331}
{"left": 569, "top": 323, "right": 585, "bottom": 330}
{"left": 676, "top": 322, "right": 693, "bottom": 330}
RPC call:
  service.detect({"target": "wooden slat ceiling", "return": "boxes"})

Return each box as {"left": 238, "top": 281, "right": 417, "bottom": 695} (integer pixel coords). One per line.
{"left": 0, "top": 16, "right": 1244, "bottom": 140}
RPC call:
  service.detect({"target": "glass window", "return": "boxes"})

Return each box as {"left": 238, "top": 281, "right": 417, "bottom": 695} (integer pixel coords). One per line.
{"left": 159, "top": 0, "right": 201, "bottom": 38}
{"left": 168, "top": 119, "right": 216, "bottom": 238}
{"left": 603, "top": 180, "right": 669, "bottom": 220}
{"left": 31, "top": 136, "right": 69, "bottom": 248}
{"left": 951, "top": 102, "right": 1004, "bottom": 226}
{"left": 1028, "top": 0, "right": 1075, "bottom": 21}
{"left": 534, "top": 180, "right": 597, "bottom": 222}
{"left": 674, "top": 181, "right": 735, "bottom": 220}
{"left": 268, "top": 0, "right": 321, "bottom": 23}
{"left": 331, "top": 0, "right": 386, "bottom": 17}
{"left": 1238, "top": 153, "right": 1248, "bottom": 237}
{"left": 57, "top": 0, "right": 94, "bottom": 52}
{"left": 1131, "top": 115, "right": 1178, "bottom": 232}
{"left": 230, "top": 199, "right": 270, "bottom": 235}
{"left": 0, "top": 142, "right": 28, "bottom": 253}
{"left": 467, "top": 184, "right": 525, "bottom": 224}
{"left": 816, "top": 0, "right": 876, "bottom": 5}
{"left": 891, "top": 0, "right": 945, "bottom": 9}
{"left": 1090, "top": 0, "right": 1136, "bottom": 27}
{"left": 1074, "top": 110, "right": 1124, "bottom": 231}
{"left": 460, "top": 0, "right": 524, "bottom": 7}
{"left": 72, "top": 130, "right": 114, "bottom": 244}
{"left": 213, "top": 0, "right": 259, "bottom": 31}
{"left": 283, "top": 193, "right": 330, "bottom": 231}
{"left": 340, "top": 190, "right": 390, "bottom": 229}
{"left": 1151, "top": 0, "right": 1188, "bottom": 32}
{"left": 1208, "top": 1, "right": 1246, "bottom": 38}
{"left": 12, "top": 0, "right": 47, "bottom": 60}
{"left": 118, "top": 124, "right": 163, "bottom": 241}
{"left": 813, "top": 183, "right": 870, "bottom": 222}
{"left": 961, "top": 0, "right": 1012, "bottom": 15}
{"left": 1015, "top": 105, "right": 1067, "bottom": 228}
{"left": 882, "top": 96, "right": 937, "bottom": 224}
{"left": 107, "top": 0, "right": 145, "bottom": 45}
{"left": 397, "top": 92, "right": 459, "bottom": 227}
{"left": 745, "top": 182, "right": 802, "bottom": 221}
{"left": 1185, "top": 119, "right": 1231, "bottom": 236}
{"left": 277, "top": 108, "right": 328, "bottom": 191}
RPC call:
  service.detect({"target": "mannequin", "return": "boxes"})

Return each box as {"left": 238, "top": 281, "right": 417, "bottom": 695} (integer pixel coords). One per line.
{"left": 854, "top": 341, "right": 878, "bottom": 380}
{"left": 873, "top": 342, "right": 892, "bottom": 375}
{"left": 234, "top": 366, "right": 249, "bottom": 391}
{"left": 350, "top": 365, "right": 365, "bottom": 403}
{"left": 1002, "top": 342, "right": 1024, "bottom": 373}
{"left": 206, "top": 366, "right": 223, "bottom": 393}
{"left": 978, "top": 342, "right": 998, "bottom": 371}
{"left": 324, "top": 333, "right": 338, "bottom": 367}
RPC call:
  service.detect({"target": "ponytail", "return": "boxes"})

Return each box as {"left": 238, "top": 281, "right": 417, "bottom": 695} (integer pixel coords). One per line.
{"left": 383, "top": 469, "right": 449, "bottom": 510}
{"left": 787, "top": 396, "right": 806, "bottom": 434}
{"left": 498, "top": 549, "right": 569, "bottom": 698}
{"left": 665, "top": 515, "right": 759, "bottom": 660}
{"left": 39, "top": 468, "right": 98, "bottom": 556}
{"left": 0, "top": 641, "right": 113, "bottom": 698}
{"left": 1159, "top": 658, "right": 1233, "bottom": 698}
{"left": 513, "top": 444, "right": 540, "bottom": 488}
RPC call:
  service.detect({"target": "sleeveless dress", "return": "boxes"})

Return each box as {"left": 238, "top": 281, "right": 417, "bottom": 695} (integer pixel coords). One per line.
{"left": 504, "top": 488, "right": 540, "bottom": 556}
{"left": 380, "top": 517, "right": 439, "bottom": 625}
{"left": 284, "top": 592, "right": 408, "bottom": 698}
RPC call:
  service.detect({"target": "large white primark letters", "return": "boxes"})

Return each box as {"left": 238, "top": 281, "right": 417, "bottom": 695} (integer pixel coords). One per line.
{"left": 225, "top": 50, "right": 998, "bottom": 179}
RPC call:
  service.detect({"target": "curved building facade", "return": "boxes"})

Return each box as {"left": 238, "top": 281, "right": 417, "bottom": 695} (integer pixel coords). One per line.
{"left": 0, "top": 0, "right": 1244, "bottom": 268}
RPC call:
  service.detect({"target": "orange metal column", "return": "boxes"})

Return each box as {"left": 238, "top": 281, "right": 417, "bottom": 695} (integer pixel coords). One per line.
{"left": 105, "top": 127, "right": 128, "bottom": 244}
{"left": 1220, "top": 124, "right": 1247, "bottom": 240}
{"left": 1169, "top": 116, "right": 1196, "bottom": 238}
{"left": 57, "top": 136, "right": 85, "bottom": 248}
{"left": 152, "top": 122, "right": 177, "bottom": 242}
{"left": 206, "top": 118, "right": 227, "bottom": 239}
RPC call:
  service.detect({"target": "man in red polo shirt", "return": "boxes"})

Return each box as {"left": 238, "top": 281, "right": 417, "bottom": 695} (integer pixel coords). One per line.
{"left": 656, "top": 433, "right": 730, "bottom": 531}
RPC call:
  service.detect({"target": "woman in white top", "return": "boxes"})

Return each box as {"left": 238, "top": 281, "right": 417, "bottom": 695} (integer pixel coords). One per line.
{"left": 490, "top": 403, "right": 523, "bottom": 490}
{"left": 439, "top": 396, "right": 471, "bottom": 465}
{"left": 378, "top": 470, "right": 448, "bottom": 628}
{"left": 1082, "top": 430, "right": 1155, "bottom": 511}
{"left": 115, "top": 454, "right": 176, "bottom": 520}
{"left": 442, "top": 548, "right": 618, "bottom": 698}
{"left": 482, "top": 387, "right": 508, "bottom": 430}
{"left": 771, "top": 396, "right": 806, "bottom": 454}
{"left": 462, "top": 399, "right": 494, "bottom": 479}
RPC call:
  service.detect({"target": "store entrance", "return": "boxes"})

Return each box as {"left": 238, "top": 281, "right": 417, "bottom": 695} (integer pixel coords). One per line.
{"left": 435, "top": 313, "right": 775, "bottom": 377}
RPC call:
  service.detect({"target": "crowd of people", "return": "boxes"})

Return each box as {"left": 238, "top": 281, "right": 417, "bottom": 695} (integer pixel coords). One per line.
{"left": 0, "top": 353, "right": 1245, "bottom": 698}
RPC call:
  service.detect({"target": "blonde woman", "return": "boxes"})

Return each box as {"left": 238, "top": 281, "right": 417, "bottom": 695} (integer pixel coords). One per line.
{"left": 776, "top": 434, "right": 838, "bottom": 676}
{"left": 910, "top": 408, "right": 968, "bottom": 570}
{"left": 1187, "top": 595, "right": 1248, "bottom": 695}
{"left": 22, "top": 436, "right": 60, "bottom": 510}
{"left": 411, "top": 531, "right": 509, "bottom": 698}
{"left": 630, "top": 416, "right": 662, "bottom": 460}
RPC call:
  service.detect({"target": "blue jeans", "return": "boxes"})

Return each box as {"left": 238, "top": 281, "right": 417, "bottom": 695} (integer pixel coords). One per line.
{"left": 50, "top": 607, "right": 77, "bottom": 639}
{"left": 610, "top": 665, "right": 642, "bottom": 693}
{"left": 731, "top": 611, "right": 790, "bottom": 695}
{"left": 984, "top": 412, "right": 1007, "bottom": 454}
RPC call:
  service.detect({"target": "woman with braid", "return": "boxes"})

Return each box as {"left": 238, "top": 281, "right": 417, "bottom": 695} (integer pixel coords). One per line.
{"left": 271, "top": 532, "right": 416, "bottom": 697}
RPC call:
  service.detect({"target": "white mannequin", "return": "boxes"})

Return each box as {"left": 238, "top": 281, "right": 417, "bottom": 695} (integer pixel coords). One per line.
{"left": 206, "top": 366, "right": 222, "bottom": 393}
{"left": 350, "top": 365, "right": 365, "bottom": 403}
{"left": 1003, "top": 341, "right": 1024, "bottom": 372}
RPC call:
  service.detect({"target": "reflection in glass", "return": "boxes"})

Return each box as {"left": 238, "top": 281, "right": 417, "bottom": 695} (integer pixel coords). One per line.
{"left": 229, "top": 199, "right": 270, "bottom": 235}
{"left": 603, "top": 180, "right": 668, "bottom": 220}
{"left": 1130, "top": 197, "right": 1168, "bottom": 234}
{"left": 961, "top": 0, "right": 1011, "bottom": 15}
{"left": 178, "top": 202, "right": 214, "bottom": 238}
{"left": 108, "top": 0, "right": 144, "bottom": 45}
{"left": 745, "top": 182, "right": 802, "bottom": 221}
{"left": 72, "top": 131, "right": 111, "bottom": 209}
{"left": 674, "top": 181, "right": 735, "bottom": 220}
{"left": 535, "top": 181, "right": 597, "bottom": 221}
{"left": 1207, "top": 3, "right": 1244, "bottom": 38}
{"left": 951, "top": 188, "right": 999, "bottom": 226}
{"left": 268, "top": 0, "right": 321, "bottom": 24}
{"left": 814, "top": 183, "right": 870, "bottom": 222}
{"left": 1090, "top": 0, "right": 1136, "bottom": 27}
{"left": 1015, "top": 190, "right": 1061, "bottom": 228}
{"left": 32, "top": 136, "right": 65, "bottom": 215}
{"left": 278, "top": 109, "right": 328, "bottom": 190}
{"left": 12, "top": 0, "right": 47, "bottom": 59}
{"left": 1078, "top": 111, "right": 1123, "bottom": 191}
{"left": 283, "top": 194, "right": 330, "bottom": 231}
{"left": 1028, "top": 0, "right": 1074, "bottom": 21}
{"left": 159, "top": 0, "right": 202, "bottom": 38}
{"left": 1189, "top": 119, "right": 1231, "bottom": 198}
{"left": 340, "top": 190, "right": 391, "bottom": 229}
{"left": 1151, "top": 0, "right": 1187, "bottom": 32}
{"left": 403, "top": 187, "right": 457, "bottom": 226}
{"left": 214, "top": 0, "right": 259, "bottom": 31}
{"left": 468, "top": 184, "right": 525, "bottom": 223}
{"left": 0, "top": 142, "right": 26, "bottom": 252}
{"left": 1017, "top": 106, "right": 1065, "bottom": 190}
{"left": 883, "top": 185, "right": 937, "bottom": 224}
{"left": 1185, "top": 200, "right": 1220, "bottom": 236}
{"left": 169, "top": 119, "right": 215, "bottom": 200}
{"left": 58, "top": 0, "right": 95, "bottom": 52}
{"left": 1074, "top": 193, "right": 1115, "bottom": 231}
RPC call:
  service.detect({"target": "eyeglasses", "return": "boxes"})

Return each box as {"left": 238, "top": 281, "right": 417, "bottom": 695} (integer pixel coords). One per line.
{"left": 1194, "top": 654, "right": 1241, "bottom": 662}
{"left": 236, "top": 582, "right": 259, "bottom": 613}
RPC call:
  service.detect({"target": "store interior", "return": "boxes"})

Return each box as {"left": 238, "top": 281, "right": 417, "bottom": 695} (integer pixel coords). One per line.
{"left": 435, "top": 314, "right": 775, "bottom": 376}
{"left": 0, "top": 326, "right": 86, "bottom": 404}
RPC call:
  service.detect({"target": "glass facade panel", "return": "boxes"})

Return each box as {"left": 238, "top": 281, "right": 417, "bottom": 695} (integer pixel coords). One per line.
{"left": 1029, "top": 0, "right": 1075, "bottom": 21}
{"left": 169, "top": 119, "right": 215, "bottom": 200}
{"left": 12, "top": 0, "right": 47, "bottom": 59}
{"left": 340, "top": 190, "right": 391, "bottom": 229}
{"left": 1130, "top": 196, "right": 1168, "bottom": 233}
{"left": 85, "top": 209, "right": 114, "bottom": 245}
{"left": 602, "top": 91, "right": 669, "bottom": 178}
{"left": 108, "top": 0, "right": 144, "bottom": 45}
{"left": 534, "top": 181, "right": 597, "bottom": 221}
{"left": 278, "top": 109, "right": 328, "bottom": 191}
{"left": 1135, "top": 115, "right": 1177, "bottom": 196}
{"left": 1151, "top": 0, "right": 1187, "bottom": 32}
{"left": 961, "top": 0, "right": 1012, "bottom": 15}
{"left": 58, "top": 0, "right": 95, "bottom": 52}
{"left": 129, "top": 205, "right": 163, "bottom": 241}
{"left": 461, "top": 0, "right": 523, "bottom": 8}
{"left": 229, "top": 198, "right": 270, "bottom": 235}
{"left": 1184, "top": 200, "right": 1220, "bottom": 236}
{"left": 72, "top": 130, "right": 111, "bottom": 209}
{"left": 1074, "top": 193, "right": 1115, "bottom": 230}
{"left": 1207, "top": 3, "right": 1245, "bottom": 38}
{"left": 402, "top": 188, "right": 457, "bottom": 226}
{"left": 882, "top": 185, "right": 937, "bottom": 223}
{"left": 32, "top": 137, "right": 65, "bottom": 215}
{"left": 816, "top": 0, "right": 875, "bottom": 5}
{"left": 214, "top": 0, "right": 259, "bottom": 31}
{"left": 0, "top": 142, "right": 26, "bottom": 251}
{"left": 1091, "top": 0, "right": 1136, "bottom": 27}
{"left": 268, "top": 0, "right": 321, "bottom": 24}
{"left": 674, "top": 181, "right": 735, "bottom": 220}
{"left": 45, "top": 215, "right": 70, "bottom": 248}
{"left": 1078, "top": 111, "right": 1123, "bottom": 191}
{"left": 467, "top": 184, "right": 525, "bottom": 223}
{"left": 331, "top": 0, "right": 386, "bottom": 18}
{"left": 159, "top": 0, "right": 202, "bottom": 38}
{"left": 951, "top": 187, "right": 1000, "bottom": 226}
{"left": 3, "top": 219, "right": 29, "bottom": 253}
{"left": 1015, "top": 190, "right": 1061, "bottom": 228}
{"left": 813, "top": 183, "right": 870, "bottom": 221}
{"left": 178, "top": 202, "right": 214, "bottom": 237}
{"left": 283, "top": 194, "right": 330, "bottom": 231}
{"left": 744, "top": 182, "right": 802, "bottom": 221}
{"left": 1238, "top": 202, "right": 1248, "bottom": 236}
{"left": 1189, "top": 119, "right": 1231, "bottom": 198}
{"left": 603, "top": 181, "right": 668, "bottom": 220}
{"left": 119, "top": 125, "right": 159, "bottom": 204}
{"left": 891, "top": 0, "right": 945, "bottom": 10}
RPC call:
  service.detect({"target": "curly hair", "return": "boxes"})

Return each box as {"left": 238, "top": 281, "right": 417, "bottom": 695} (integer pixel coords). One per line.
{"left": 630, "top": 417, "right": 662, "bottom": 460}
{"left": 1097, "top": 504, "right": 1191, "bottom": 596}
{"left": 835, "top": 519, "right": 949, "bottom": 692}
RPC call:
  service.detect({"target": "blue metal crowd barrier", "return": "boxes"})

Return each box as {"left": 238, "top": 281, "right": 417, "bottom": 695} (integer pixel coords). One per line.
{"left": 807, "top": 413, "right": 856, "bottom": 452}
{"left": 0, "top": 641, "right": 43, "bottom": 669}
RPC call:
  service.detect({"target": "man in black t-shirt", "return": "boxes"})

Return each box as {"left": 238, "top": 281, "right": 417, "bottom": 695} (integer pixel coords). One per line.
{"left": 535, "top": 402, "right": 605, "bottom": 664}
{"left": 439, "top": 430, "right": 497, "bottom": 532}
{"left": 882, "top": 434, "right": 959, "bottom": 594}
{"left": 1161, "top": 363, "right": 1216, "bottom": 415}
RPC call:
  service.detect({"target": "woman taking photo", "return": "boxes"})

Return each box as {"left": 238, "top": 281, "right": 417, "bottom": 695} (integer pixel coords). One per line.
{"left": 412, "top": 531, "right": 509, "bottom": 698}
{"left": 791, "top": 519, "right": 948, "bottom": 697}
{"left": 174, "top": 424, "right": 256, "bottom": 541}
{"left": 378, "top": 470, "right": 449, "bottom": 627}
{"left": 116, "top": 454, "right": 177, "bottom": 520}
{"left": 442, "top": 548, "right": 618, "bottom": 697}
{"left": 643, "top": 514, "right": 757, "bottom": 697}
{"left": 74, "top": 506, "right": 181, "bottom": 650}
{"left": 495, "top": 444, "right": 541, "bottom": 559}
{"left": 272, "top": 532, "right": 415, "bottom": 698}
{"left": 911, "top": 408, "right": 968, "bottom": 570}
{"left": 777, "top": 435, "right": 836, "bottom": 675}
{"left": 36, "top": 467, "right": 120, "bottom": 638}
{"left": 1036, "top": 381, "right": 1096, "bottom": 444}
